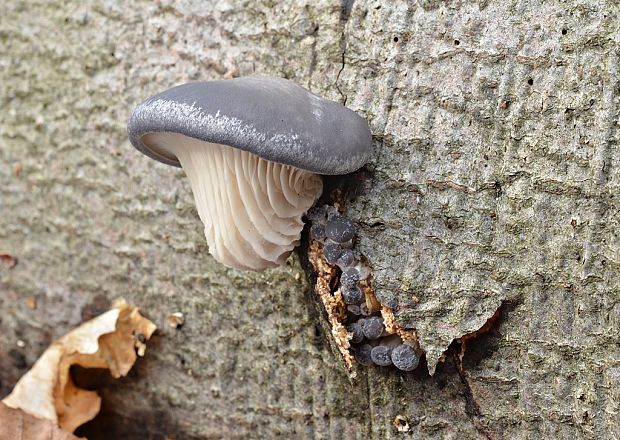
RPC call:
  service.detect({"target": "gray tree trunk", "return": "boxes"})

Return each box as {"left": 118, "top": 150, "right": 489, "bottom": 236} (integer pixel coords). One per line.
{"left": 1, "top": 1, "right": 619, "bottom": 439}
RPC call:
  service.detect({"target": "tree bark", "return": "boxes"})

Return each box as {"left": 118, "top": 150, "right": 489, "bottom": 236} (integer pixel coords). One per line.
{"left": 1, "top": 1, "right": 619, "bottom": 439}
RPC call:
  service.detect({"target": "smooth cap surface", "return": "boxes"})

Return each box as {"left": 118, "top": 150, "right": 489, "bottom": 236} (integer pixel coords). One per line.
{"left": 128, "top": 76, "right": 373, "bottom": 175}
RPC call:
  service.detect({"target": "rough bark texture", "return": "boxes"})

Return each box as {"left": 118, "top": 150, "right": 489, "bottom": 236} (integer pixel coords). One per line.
{"left": 1, "top": 1, "right": 619, "bottom": 439}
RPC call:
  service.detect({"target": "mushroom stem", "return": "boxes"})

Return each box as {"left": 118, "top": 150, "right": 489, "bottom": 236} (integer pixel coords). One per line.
{"left": 142, "top": 132, "right": 323, "bottom": 270}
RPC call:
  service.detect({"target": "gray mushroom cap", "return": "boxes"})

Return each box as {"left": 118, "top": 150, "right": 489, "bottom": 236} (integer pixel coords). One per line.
{"left": 127, "top": 76, "right": 373, "bottom": 175}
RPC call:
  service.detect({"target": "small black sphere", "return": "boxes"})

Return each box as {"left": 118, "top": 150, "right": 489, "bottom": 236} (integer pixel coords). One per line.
{"left": 391, "top": 344, "right": 419, "bottom": 371}
{"left": 323, "top": 242, "right": 342, "bottom": 264}
{"left": 355, "top": 344, "right": 373, "bottom": 366}
{"left": 341, "top": 267, "right": 360, "bottom": 288}
{"left": 371, "top": 345, "right": 393, "bottom": 366}
{"left": 361, "top": 316, "right": 384, "bottom": 340}
{"left": 347, "top": 322, "right": 364, "bottom": 343}
{"left": 341, "top": 285, "right": 363, "bottom": 305}
{"left": 336, "top": 249, "right": 355, "bottom": 268}
{"left": 325, "top": 216, "right": 356, "bottom": 243}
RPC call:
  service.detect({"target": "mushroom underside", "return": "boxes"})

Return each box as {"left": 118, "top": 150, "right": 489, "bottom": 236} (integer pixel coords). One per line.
{"left": 140, "top": 132, "right": 323, "bottom": 270}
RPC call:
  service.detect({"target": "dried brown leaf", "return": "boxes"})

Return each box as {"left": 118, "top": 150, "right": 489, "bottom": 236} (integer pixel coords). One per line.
{"left": 2, "top": 299, "right": 157, "bottom": 433}
{"left": 0, "top": 402, "right": 81, "bottom": 440}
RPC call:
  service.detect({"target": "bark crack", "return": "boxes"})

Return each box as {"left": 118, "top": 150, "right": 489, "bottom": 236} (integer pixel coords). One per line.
{"left": 451, "top": 305, "right": 505, "bottom": 440}
{"left": 454, "top": 358, "right": 496, "bottom": 440}
{"left": 335, "top": 49, "right": 347, "bottom": 105}
{"left": 335, "top": 0, "right": 353, "bottom": 104}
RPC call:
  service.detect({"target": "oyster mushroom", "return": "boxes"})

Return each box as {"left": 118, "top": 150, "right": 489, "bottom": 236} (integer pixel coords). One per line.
{"left": 128, "top": 76, "right": 372, "bottom": 270}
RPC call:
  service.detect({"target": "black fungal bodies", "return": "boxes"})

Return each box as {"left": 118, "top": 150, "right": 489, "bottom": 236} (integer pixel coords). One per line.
{"left": 307, "top": 205, "right": 420, "bottom": 373}
{"left": 391, "top": 343, "right": 419, "bottom": 371}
